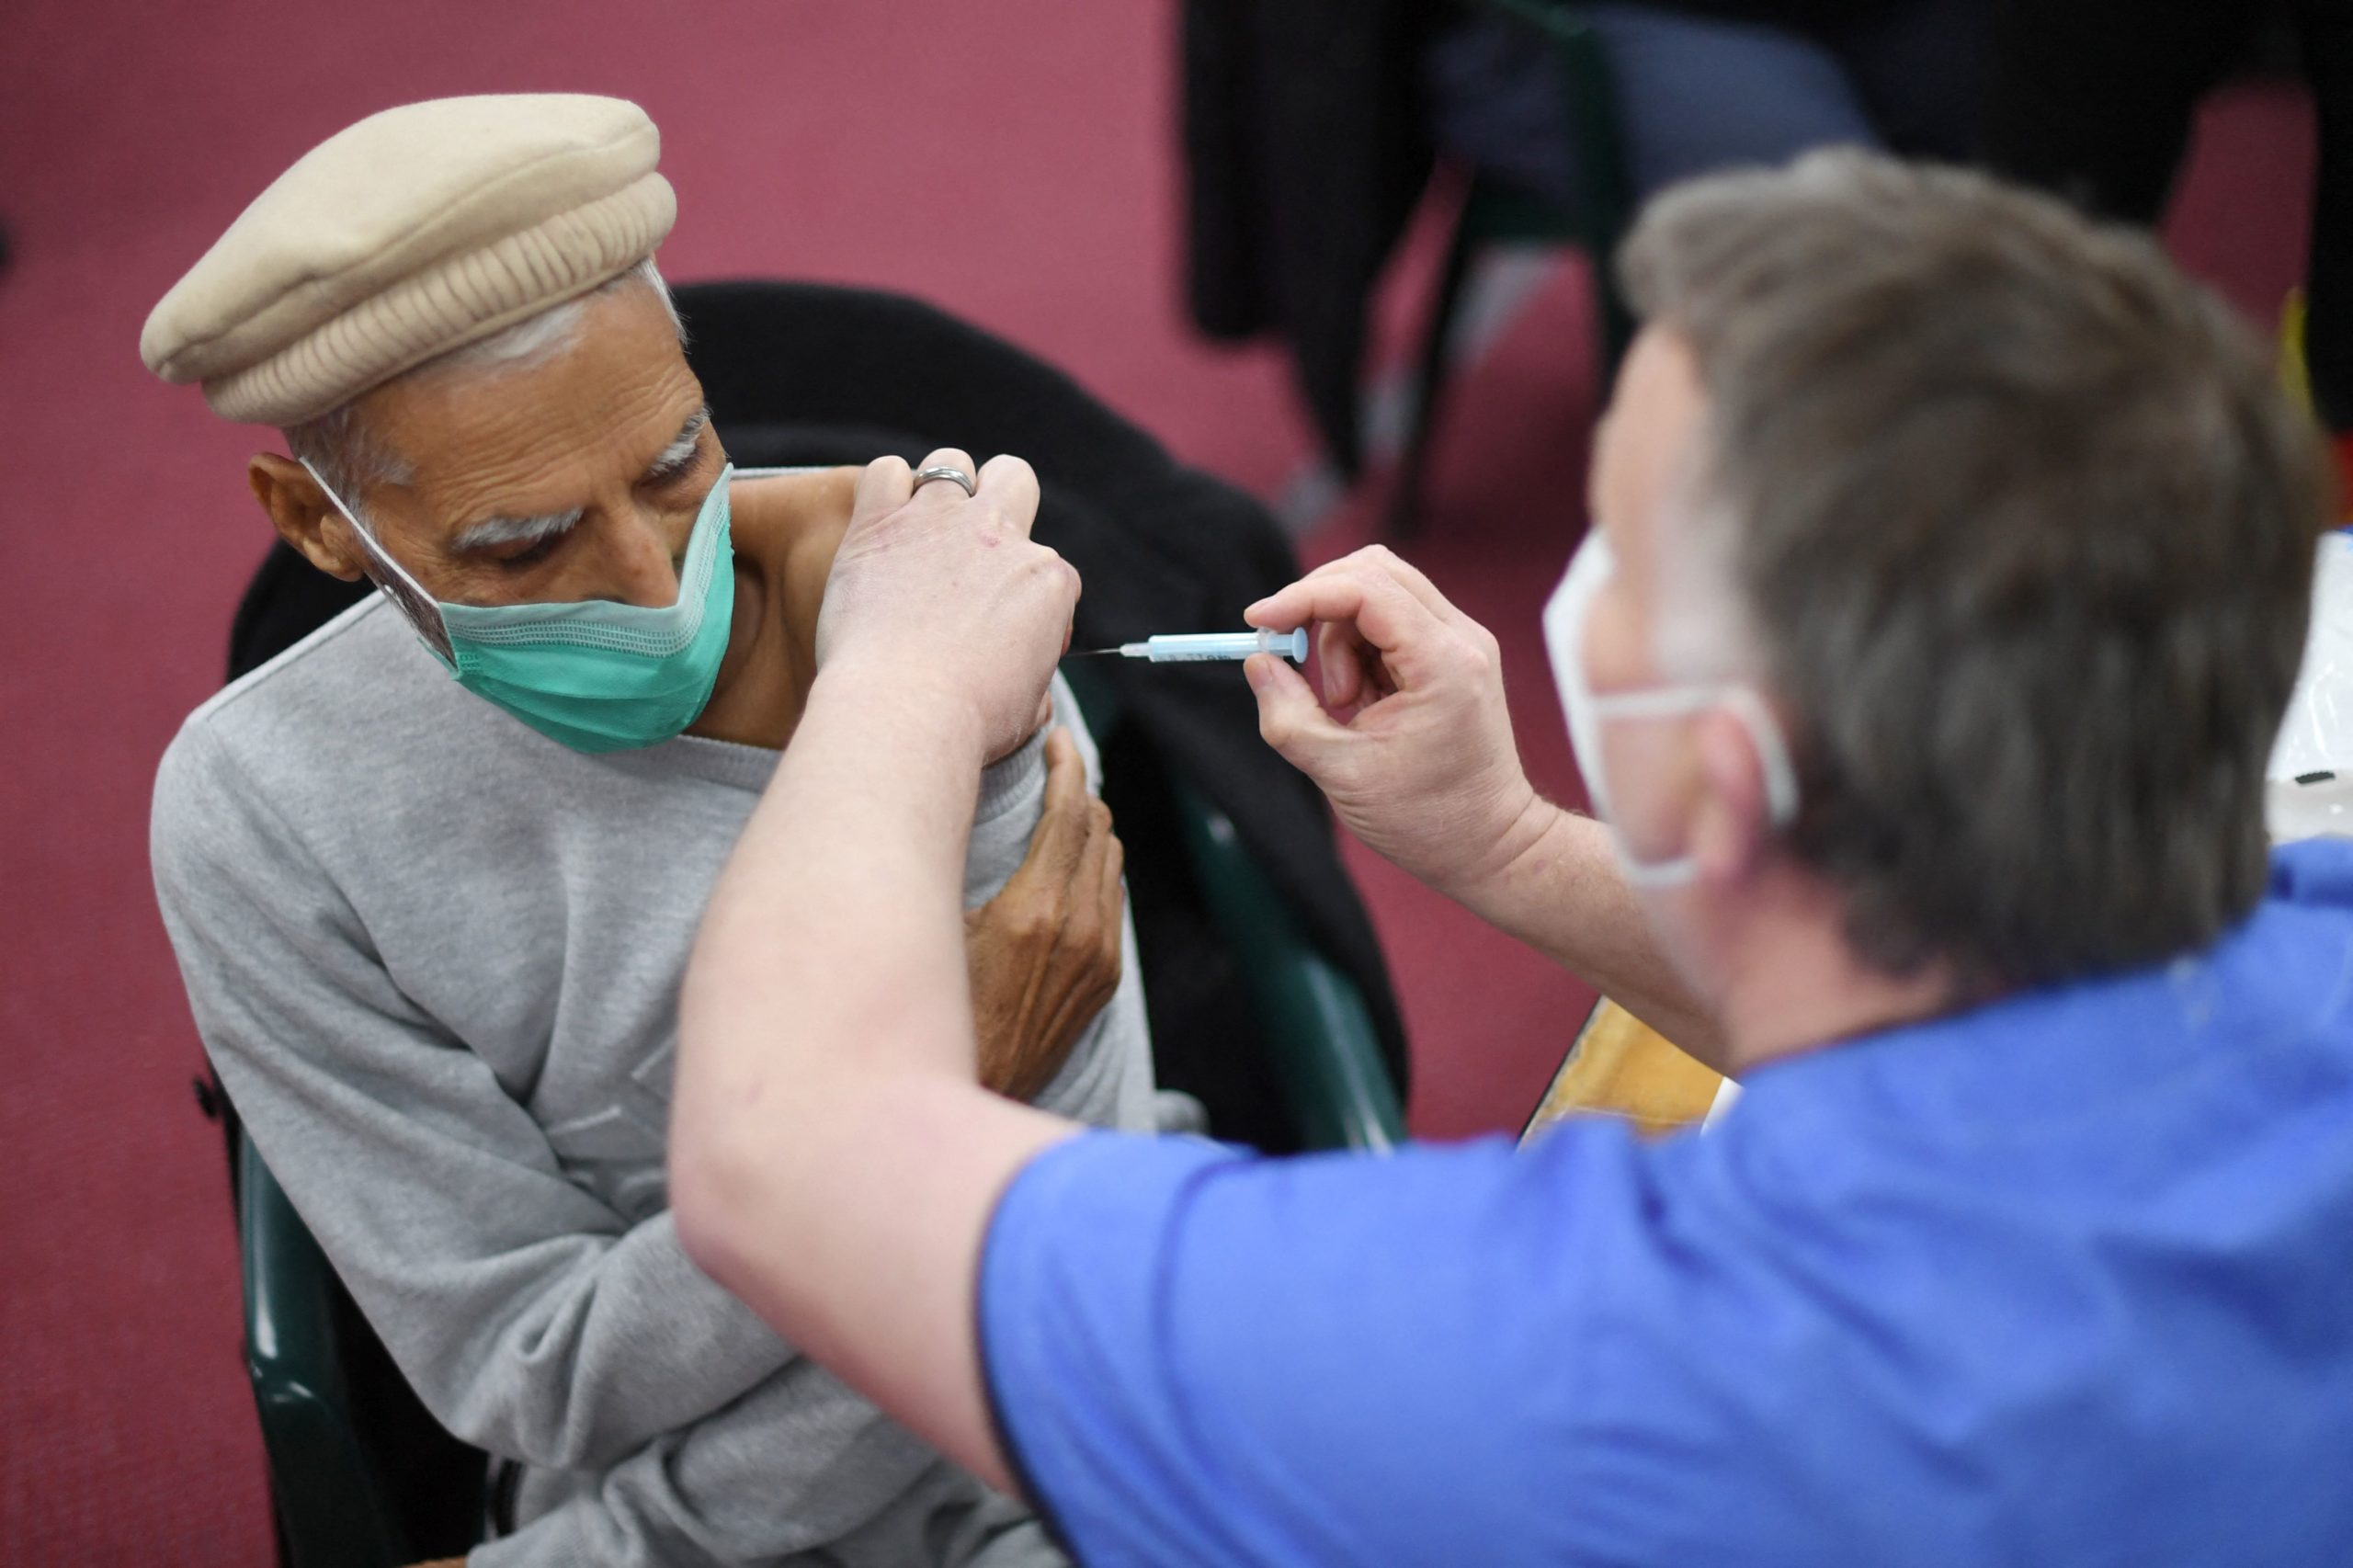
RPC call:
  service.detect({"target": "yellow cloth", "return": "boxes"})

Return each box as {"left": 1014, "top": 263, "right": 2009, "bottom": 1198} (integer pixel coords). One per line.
{"left": 1525, "top": 998, "right": 1722, "bottom": 1141}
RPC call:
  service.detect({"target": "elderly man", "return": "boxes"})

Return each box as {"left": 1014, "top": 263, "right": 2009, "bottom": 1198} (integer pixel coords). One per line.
{"left": 668, "top": 150, "right": 2353, "bottom": 1563}
{"left": 146, "top": 97, "right": 1154, "bottom": 1566}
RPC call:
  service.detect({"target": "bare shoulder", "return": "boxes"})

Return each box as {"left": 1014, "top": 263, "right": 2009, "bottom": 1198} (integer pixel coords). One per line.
{"left": 729, "top": 464, "right": 860, "bottom": 530}
{"left": 731, "top": 467, "right": 858, "bottom": 623}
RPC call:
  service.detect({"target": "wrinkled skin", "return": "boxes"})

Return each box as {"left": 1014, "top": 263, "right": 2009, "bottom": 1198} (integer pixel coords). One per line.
{"left": 967, "top": 729, "right": 1125, "bottom": 1099}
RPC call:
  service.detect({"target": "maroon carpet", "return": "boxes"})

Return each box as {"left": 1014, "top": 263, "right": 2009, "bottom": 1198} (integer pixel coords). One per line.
{"left": 0, "top": 0, "right": 2312, "bottom": 1555}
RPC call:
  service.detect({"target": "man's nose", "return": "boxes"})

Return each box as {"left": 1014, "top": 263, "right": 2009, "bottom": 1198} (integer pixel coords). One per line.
{"left": 600, "top": 509, "right": 684, "bottom": 608}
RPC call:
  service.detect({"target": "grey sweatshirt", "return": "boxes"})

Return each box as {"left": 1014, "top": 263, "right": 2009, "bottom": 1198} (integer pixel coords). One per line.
{"left": 151, "top": 594, "right": 1154, "bottom": 1567}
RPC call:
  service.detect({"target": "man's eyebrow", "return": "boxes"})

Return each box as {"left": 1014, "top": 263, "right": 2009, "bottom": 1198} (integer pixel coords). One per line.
{"left": 446, "top": 408, "right": 706, "bottom": 554}
{"left": 449, "top": 506, "right": 585, "bottom": 554}
{"left": 643, "top": 407, "right": 710, "bottom": 481}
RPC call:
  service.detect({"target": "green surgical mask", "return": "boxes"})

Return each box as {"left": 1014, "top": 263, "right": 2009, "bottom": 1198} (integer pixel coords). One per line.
{"left": 303, "top": 460, "right": 738, "bottom": 754}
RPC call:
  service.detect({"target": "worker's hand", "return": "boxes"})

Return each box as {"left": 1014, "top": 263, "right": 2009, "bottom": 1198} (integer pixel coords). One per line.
{"left": 1245, "top": 545, "right": 1546, "bottom": 901}
{"left": 966, "top": 729, "right": 1126, "bottom": 1101}
{"left": 815, "top": 448, "right": 1077, "bottom": 765}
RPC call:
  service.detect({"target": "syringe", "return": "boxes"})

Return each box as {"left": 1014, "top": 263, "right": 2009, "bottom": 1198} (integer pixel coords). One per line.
{"left": 1071, "top": 628, "right": 1309, "bottom": 664}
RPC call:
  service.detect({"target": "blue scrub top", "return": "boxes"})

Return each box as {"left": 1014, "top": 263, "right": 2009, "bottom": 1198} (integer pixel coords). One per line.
{"left": 978, "top": 841, "right": 2353, "bottom": 1566}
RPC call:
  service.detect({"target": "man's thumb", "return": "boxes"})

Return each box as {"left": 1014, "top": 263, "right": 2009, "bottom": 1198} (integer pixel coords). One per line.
{"left": 1245, "top": 653, "right": 1339, "bottom": 764}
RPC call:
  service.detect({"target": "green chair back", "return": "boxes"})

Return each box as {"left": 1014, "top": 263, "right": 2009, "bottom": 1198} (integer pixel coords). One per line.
{"left": 240, "top": 1137, "right": 474, "bottom": 1567}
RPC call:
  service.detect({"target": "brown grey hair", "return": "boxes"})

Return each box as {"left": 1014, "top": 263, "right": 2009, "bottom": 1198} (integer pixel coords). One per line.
{"left": 1618, "top": 149, "right": 2331, "bottom": 991}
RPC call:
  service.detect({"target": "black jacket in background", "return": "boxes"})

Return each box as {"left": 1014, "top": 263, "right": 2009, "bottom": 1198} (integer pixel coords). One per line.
{"left": 1184, "top": 0, "right": 1438, "bottom": 474}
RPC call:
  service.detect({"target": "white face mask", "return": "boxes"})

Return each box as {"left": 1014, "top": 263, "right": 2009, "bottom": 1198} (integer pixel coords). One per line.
{"left": 1540, "top": 529, "right": 1801, "bottom": 887}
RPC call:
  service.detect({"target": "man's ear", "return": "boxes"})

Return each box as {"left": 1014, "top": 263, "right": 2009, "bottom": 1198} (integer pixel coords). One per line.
{"left": 1688, "top": 704, "right": 1775, "bottom": 885}
{"left": 250, "top": 452, "right": 366, "bottom": 581}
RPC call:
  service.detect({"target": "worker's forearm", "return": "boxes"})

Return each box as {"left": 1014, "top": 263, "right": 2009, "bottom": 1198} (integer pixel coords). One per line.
{"left": 686, "top": 665, "right": 983, "bottom": 1099}
{"left": 674, "top": 665, "right": 982, "bottom": 1262}
{"left": 669, "top": 665, "right": 1067, "bottom": 1491}
{"left": 1453, "top": 803, "right": 1726, "bottom": 1061}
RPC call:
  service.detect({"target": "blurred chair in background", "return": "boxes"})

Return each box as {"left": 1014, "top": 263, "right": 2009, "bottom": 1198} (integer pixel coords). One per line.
{"left": 1404, "top": 0, "right": 1985, "bottom": 533}
{"left": 1433, "top": 0, "right": 1984, "bottom": 208}
{"left": 1178, "top": 0, "right": 1984, "bottom": 537}
{"left": 1399, "top": 0, "right": 1634, "bottom": 538}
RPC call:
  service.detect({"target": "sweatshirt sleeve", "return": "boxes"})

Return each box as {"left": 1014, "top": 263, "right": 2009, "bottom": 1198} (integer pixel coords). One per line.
{"left": 151, "top": 721, "right": 794, "bottom": 1471}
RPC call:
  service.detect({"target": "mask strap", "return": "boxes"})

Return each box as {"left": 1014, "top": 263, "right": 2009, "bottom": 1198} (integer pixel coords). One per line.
{"left": 1591, "top": 683, "right": 1802, "bottom": 829}
{"left": 298, "top": 458, "right": 456, "bottom": 662}
{"left": 1717, "top": 687, "right": 1801, "bottom": 828}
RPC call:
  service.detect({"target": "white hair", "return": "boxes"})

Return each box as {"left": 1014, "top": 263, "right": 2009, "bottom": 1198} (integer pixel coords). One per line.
{"left": 284, "top": 259, "right": 683, "bottom": 528}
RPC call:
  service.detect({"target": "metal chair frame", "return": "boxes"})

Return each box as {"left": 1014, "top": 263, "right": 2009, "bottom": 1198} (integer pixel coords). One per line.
{"left": 1390, "top": 0, "right": 1636, "bottom": 537}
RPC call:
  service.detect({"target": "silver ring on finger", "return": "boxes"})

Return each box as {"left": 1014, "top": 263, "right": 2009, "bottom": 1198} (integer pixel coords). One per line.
{"left": 912, "top": 465, "right": 977, "bottom": 497}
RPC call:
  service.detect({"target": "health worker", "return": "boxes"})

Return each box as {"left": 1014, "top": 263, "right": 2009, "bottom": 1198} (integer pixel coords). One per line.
{"left": 667, "top": 151, "right": 2353, "bottom": 1566}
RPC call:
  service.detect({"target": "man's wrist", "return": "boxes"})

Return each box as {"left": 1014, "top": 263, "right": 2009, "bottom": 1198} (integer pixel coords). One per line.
{"left": 1443, "top": 791, "right": 1573, "bottom": 922}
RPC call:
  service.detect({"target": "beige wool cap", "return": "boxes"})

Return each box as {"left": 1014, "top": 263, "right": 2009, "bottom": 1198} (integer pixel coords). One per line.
{"left": 142, "top": 94, "right": 676, "bottom": 426}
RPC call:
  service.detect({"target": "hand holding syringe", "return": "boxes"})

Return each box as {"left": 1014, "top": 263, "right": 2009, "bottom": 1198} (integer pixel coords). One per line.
{"left": 1067, "top": 628, "right": 1309, "bottom": 664}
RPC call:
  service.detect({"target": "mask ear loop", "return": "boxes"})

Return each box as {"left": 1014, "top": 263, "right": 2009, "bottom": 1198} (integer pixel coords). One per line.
{"left": 1584, "top": 683, "right": 1803, "bottom": 854}
{"left": 1715, "top": 686, "right": 1801, "bottom": 829}
{"left": 1546, "top": 530, "right": 1802, "bottom": 873}
{"left": 298, "top": 458, "right": 457, "bottom": 665}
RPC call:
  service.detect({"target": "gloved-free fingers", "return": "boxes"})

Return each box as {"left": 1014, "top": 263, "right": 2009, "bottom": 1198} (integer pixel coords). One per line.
{"left": 1246, "top": 651, "right": 1354, "bottom": 765}
{"left": 1318, "top": 620, "right": 1370, "bottom": 710}
{"left": 1026, "top": 729, "right": 1093, "bottom": 875}
{"left": 976, "top": 453, "right": 1042, "bottom": 537}
{"left": 854, "top": 454, "right": 915, "bottom": 517}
